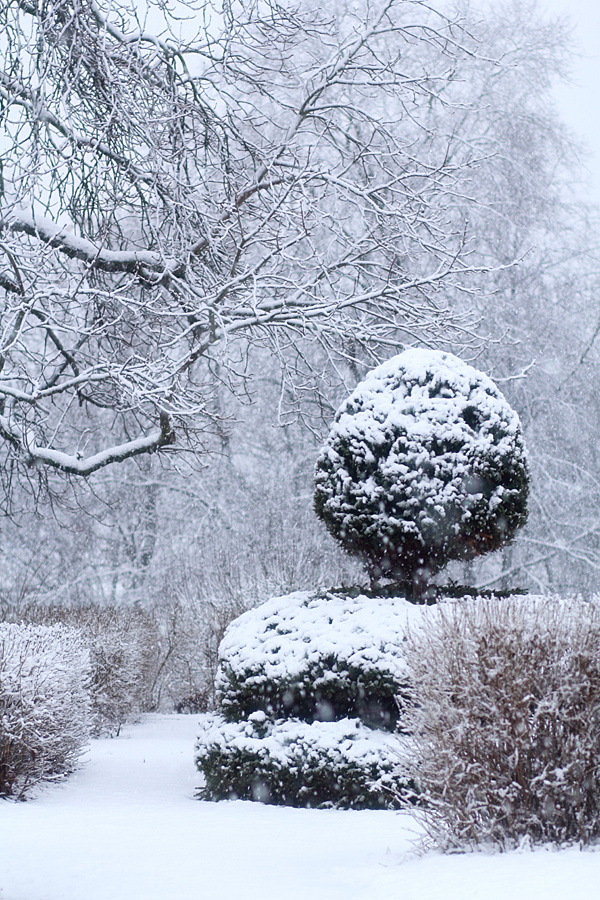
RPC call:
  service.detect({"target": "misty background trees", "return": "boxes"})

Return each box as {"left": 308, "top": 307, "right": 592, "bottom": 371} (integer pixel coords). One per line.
{"left": 1, "top": 0, "right": 600, "bottom": 650}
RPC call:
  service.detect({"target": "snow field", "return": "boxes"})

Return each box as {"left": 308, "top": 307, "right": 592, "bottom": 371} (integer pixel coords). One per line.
{"left": 1, "top": 714, "right": 599, "bottom": 900}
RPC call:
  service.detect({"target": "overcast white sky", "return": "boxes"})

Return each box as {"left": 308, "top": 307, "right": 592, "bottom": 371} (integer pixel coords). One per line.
{"left": 540, "top": 0, "right": 600, "bottom": 200}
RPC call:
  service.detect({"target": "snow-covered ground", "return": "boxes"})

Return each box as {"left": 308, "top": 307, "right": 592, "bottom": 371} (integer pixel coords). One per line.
{"left": 1, "top": 715, "right": 599, "bottom": 900}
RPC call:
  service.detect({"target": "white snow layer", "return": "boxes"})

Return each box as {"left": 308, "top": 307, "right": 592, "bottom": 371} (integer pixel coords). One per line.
{"left": 333, "top": 349, "right": 519, "bottom": 448}
{"left": 1, "top": 713, "right": 599, "bottom": 900}
{"left": 216, "top": 591, "right": 426, "bottom": 688}
{"left": 196, "top": 713, "right": 402, "bottom": 770}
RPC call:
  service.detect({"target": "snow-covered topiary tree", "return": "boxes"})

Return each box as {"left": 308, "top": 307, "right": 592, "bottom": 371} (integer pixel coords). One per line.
{"left": 314, "top": 349, "right": 529, "bottom": 596}
{"left": 195, "top": 590, "right": 423, "bottom": 808}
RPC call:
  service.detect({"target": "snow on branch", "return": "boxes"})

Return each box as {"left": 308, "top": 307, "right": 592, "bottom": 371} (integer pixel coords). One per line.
{"left": 0, "top": 271, "right": 22, "bottom": 295}
{"left": 4, "top": 212, "right": 177, "bottom": 277}
{"left": 0, "top": 412, "right": 175, "bottom": 476}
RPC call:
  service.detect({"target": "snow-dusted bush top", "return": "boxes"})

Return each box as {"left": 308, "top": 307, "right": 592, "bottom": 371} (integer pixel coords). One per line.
{"left": 218, "top": 591, "right": 422, "bottom": 681}
{"left": 314, "top": 349, "right": 529, "bottom": 588}
{"left": 0, "top": 623, "right": 91, "bottom": 798}
{"left": 216, "top": 591, "right": 425, "bottom": 725}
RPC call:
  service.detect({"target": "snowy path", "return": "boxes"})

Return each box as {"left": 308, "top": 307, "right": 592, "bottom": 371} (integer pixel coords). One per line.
{"left": 0, "top": 715, "right": 599, "bottom": 900}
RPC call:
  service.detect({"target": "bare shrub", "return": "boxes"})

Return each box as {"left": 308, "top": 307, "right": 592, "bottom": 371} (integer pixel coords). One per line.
{"left": 65, "top": 607, "right": 159, "bottom": 735}
{"left": 148, "top": 595, "right": 244, "bottom": 714}
{"left": 0, "top": 623, "right": 90, "bottom": 798}
{"left": 2, "top": 605, "right": 159, "bottom": 735}
{"left": 402, "top": 596, "right": 600, "bottom": 848}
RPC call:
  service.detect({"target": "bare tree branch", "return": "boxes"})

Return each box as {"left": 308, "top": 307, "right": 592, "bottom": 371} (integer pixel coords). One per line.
{"left": 0, "top": 0, "right": 503, "bottom": 493}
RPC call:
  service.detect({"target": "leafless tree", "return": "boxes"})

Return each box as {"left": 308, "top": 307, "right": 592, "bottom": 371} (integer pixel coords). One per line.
{"left": 0, "top": 0, "right": 501, "bottom": 503}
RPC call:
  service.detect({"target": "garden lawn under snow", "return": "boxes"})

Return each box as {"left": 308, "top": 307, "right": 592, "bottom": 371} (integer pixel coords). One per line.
{"left": 0, "top": 715, "right": 599, "bottom": 900}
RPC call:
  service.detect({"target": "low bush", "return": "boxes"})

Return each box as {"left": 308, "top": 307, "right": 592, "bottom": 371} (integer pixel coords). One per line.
{"left": 0, "top": 623, "right": 91, "bottom": 799}
{"left": 196, "top": 589, "right": 424, "bottom": 809}
{"left": 216, "top": 590, "right": 422, "bottom": 729}
{"left": 7, "top": 605, "right": 159, "bottom": 735}
{"left": 401, "top": 596, "right": 600, "bottom": 848}
{"left": 195, "top": 712, "right": 405, "bottom": 809}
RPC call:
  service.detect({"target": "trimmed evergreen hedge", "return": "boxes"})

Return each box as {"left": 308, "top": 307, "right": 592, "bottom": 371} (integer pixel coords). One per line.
{"left": 196, "top": 713, "right": 405, "bottom": 809}
{"left": 216, "top": 591, "right": 421, "bottom": 729}
{"left": 196, "top": 590, "right": 423, "bottom": 808}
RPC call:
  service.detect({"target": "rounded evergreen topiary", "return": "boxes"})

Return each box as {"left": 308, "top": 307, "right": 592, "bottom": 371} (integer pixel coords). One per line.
{"left": 215, "top": 591, "right": 421, "bottom": 730}
{"left": 195, "top": 590, "right": 424, "bottom": 809}
{"left": 314, "top": 349, "right": 529, "bottom": 596}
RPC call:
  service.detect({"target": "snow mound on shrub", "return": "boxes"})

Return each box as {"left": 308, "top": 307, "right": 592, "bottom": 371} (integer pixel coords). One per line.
{"left": 195, "top": 713, "right": 406, "bottom": 809}
{"left": 0, "top": 623, "right": 91, "bottom": 798}
{"left": 217, "top": 591, "right": 425, "bottom": 727}
{"left": 334, "top": 348, "right": 518, "bottom": 437}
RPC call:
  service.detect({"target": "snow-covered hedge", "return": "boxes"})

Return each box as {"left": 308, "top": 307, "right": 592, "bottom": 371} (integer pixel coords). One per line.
{"left": 216, "top": 591, "right": 424, "bottom": 729}
{"left": 195, "top": 713, "right": 405, "bottom": 808}
{"left": 314, "top": 349, "right": 529, "bottom": 591}
{"left": 197, "top": 590, "right": 423, "bottom": 809}
{"left": 0, "top": 623, "right": 91, "bottom": 799}
{"left": 7, "top": 605, "right": 159, "bottom": 735}
{"left": 401, "top": 596, "right": 600, "bottom": 848}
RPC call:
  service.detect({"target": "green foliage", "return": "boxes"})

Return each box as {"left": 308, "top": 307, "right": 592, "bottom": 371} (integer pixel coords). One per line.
{"left": 219, "top": 657, "right": 402, "bottom": 730}
{"left": 314, "top": 350, "right": 529, "bottom": 592}
{"left": 196, "top": 590, "right": 420, "bottom": 809}
{"left": 196, "top": 714, "right": 404, "bottom": 809}
{"left": 215, "top": 591, "right": 416, "bottom": 730}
